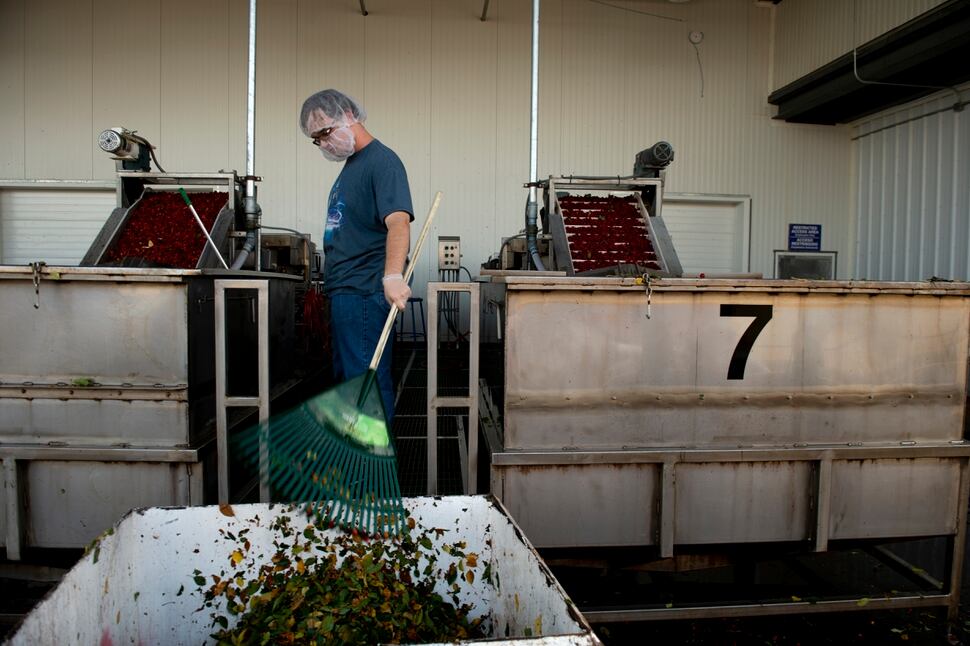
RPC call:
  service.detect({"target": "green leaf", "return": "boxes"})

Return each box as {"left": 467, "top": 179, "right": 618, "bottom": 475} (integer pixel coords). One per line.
{"left": 856, "top": 597, "right": 870, "bottom": 607}
{"left": 194, "top": 575, "right": 207, "bottom": 586}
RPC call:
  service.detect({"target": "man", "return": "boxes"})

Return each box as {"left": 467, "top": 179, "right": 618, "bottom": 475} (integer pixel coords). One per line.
{"left": 300, "top": 89, "right": 413, "bottom": 424}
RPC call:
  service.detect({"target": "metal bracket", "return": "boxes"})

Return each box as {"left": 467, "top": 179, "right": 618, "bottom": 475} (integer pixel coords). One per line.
{"left": 215, "top": 279, "right": 270, "bottom": 505}
{"left": 636, "top": 273, "right": 652, "bottom": 318}
{"left": 29, "top": 261, "right": 46, "bottom": 309}
{"left": 426, "top": 282, "right": 480, "bottom": 495}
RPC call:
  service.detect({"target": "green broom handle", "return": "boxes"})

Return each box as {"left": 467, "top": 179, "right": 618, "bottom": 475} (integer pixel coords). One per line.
{"left": 368, "top": 191, "right": 443, "bottom": 372}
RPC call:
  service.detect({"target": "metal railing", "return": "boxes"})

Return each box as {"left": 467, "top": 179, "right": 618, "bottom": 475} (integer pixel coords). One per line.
{"left": 214, "top": 279, "right": 270, "bottom": 505}
{"left": 426, "top": 282, "right": 480, "bottom": 495}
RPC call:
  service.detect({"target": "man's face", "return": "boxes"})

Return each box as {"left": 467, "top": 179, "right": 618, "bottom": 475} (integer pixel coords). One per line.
{"left": 305, "top": 110, "right": 340, "bottom": 147}
{"left": 305, "top": 110, "right": 356, "bottom": 162}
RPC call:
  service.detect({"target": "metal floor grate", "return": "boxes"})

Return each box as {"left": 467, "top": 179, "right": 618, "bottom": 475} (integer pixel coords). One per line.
{"left": 391, "top": 344, "right": 468, "bottom": 496}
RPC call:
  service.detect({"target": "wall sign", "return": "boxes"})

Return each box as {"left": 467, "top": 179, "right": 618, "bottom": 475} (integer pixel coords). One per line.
{"left": 788, "top": 223, "right": 821, "bottom": 251}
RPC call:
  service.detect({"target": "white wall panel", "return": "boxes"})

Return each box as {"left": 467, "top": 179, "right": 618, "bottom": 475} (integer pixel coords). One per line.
{"left": 159, "top": 0, "right": 244, "bottom": 173}
{"left": 0, "top": 189, "right": 114, "bottom": 265}
{"left": 255, "top": 0, "right": 299, "bottom": 236}
{"left": 24, "top": 0, "right": 93, "bottom": 179}
{"left": 362, "top": 0, "right": 433, "bottom": 286}
{"left": 0, "top": 0, "right": 25, "bottom": 180}
{"left": 539, "top": 0, "right": 851, "bottom": 278}
{"left": 92, "top": 0, "right": 162, "bottom": 182}
{"left": 429, "top": 0, "right": 498, "bottom": 286}
{"left": 854, "top": 87, "right": 970, "bottom": 281}
{"left": 1, "top": 0, "right": 858, "bottom": 281}
{"left": 494, "top": 0, "right": 533, "bottom": 246}
{"left": 774, "top": 0, "right": 946, "bottom": 90}
{"left": 294, "top": 1, "right": 366, "bottom": 254}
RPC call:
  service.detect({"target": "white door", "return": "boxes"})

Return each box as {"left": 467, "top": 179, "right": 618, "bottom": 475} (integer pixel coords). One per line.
{"left": 0, "top": 188, "right": 115, "bottom": 265}
{"left": 661, "top": 194, "right": 751, "bottom": 275}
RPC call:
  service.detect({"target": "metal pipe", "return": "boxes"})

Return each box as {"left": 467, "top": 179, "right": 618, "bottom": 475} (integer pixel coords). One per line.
{"left": 230, "top": 231, "right": 256, "bottom": 270}
{"left": 246, "top": 0, "right": 261, "bottom": 270}
{"left": 246, "top": 0, "right": 256, "bottom": 179}
{"left": 480, "top": 0, "right": 490, "bottom": 21}
{"left": 529, "top": 0, "right": 539, "bottom": 190}
{"left": 525, "top": 0, "right": 545, "bottom": 271}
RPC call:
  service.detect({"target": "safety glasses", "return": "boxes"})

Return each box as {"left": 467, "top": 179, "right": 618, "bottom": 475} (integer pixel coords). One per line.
{"left": 310, "top": 126, "right": 338, "bottom": 146}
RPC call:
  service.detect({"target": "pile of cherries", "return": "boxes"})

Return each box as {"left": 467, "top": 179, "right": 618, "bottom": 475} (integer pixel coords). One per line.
{"left": 105, "top": 191, "right": 227, "bottom": 268}
{"left": 560, "top": 194, "right": 660, "bottom": 272}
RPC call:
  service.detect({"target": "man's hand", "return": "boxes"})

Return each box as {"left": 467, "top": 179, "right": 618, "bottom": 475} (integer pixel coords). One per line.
{"left": 382, "top": 273, "right": 411, "bottom": 311}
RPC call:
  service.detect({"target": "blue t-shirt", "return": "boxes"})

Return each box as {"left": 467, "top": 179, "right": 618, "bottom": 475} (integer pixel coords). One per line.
{"left": 323, "top": 139, "right": 413, "bottom": 295}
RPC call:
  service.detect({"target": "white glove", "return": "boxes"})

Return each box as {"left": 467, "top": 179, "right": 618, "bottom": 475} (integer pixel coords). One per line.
{"left": 382, "top": 273, "right": 411, "bottom": 311}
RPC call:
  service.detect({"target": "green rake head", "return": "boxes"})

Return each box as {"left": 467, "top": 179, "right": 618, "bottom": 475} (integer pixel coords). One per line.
{"left": 234, "top": 370, "right": 405, "bottom": 538}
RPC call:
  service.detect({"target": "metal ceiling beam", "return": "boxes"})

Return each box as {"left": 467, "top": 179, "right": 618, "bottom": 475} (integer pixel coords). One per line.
{"left": 768, "top": 0, "right": 970, "bottom": 124}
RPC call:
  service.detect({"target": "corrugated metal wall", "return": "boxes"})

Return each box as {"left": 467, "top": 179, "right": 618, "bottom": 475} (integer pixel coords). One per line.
{"left": 0, "top": 0, "right": 856, "bottom": 281}
{"left": 773, "top": 0, "right": 946, "bottom": 89}
{"left": 853, "top": 86, "right": 970, "bottom": 281}
{"left": 0, "top": 189, "right": 115, "bottom": 264}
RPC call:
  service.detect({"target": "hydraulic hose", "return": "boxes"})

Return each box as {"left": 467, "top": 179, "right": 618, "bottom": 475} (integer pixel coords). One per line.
{"left": 525, "top": 197, "right": 545, "bottom": 271}
{"left": 230, "top": 231, "right": 256, "bottom": 270}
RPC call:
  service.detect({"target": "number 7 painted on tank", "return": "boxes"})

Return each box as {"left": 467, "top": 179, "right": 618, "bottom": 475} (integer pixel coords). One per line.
{"left": 719, "top": 304, "right": 773, "bottom": 380}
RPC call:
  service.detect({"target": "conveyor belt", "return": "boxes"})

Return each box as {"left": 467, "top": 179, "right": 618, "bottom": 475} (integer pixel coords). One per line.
{"left": 560, "top": 195, "right": 661, "bottom": 273}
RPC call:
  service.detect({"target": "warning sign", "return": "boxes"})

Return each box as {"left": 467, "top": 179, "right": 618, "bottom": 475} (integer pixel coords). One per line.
{"left": 788, "top": 223, "right": 821, "bottom": 251}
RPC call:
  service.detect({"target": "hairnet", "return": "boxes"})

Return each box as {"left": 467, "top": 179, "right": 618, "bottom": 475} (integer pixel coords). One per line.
{"left": 300, "top": 90, "right": 367, "bottom": 136}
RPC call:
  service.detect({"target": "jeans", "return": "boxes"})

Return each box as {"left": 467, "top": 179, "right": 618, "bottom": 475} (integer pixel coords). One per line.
{"left": 329, "top": 292, "right": 395, "bottom": 424}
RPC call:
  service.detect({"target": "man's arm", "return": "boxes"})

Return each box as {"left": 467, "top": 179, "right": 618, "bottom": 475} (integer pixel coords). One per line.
{"left": 382, "top": 211, "right": 411, "bottom": 310}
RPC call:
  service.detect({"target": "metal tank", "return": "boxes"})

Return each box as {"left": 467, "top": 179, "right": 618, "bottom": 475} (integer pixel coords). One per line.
{"left": 0, "top": 265, "right": 299, "bottom": 558}
{"left": 483, "top": 274, "right": 970, "bottom": 620}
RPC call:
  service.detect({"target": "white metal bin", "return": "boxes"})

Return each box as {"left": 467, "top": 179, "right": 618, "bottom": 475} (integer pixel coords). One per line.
{"left": 8, "top": 496, "right": 599, "bottom": 645}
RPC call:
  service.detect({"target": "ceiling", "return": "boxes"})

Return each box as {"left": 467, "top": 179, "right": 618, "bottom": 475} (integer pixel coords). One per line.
{"left": 768, "top": 0, "right": 970, "bottom": 125}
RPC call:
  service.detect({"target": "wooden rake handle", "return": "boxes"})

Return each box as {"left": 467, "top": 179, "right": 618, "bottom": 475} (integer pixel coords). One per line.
{"left": 367, "top": 191, "right": 443, "bottom": 372}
